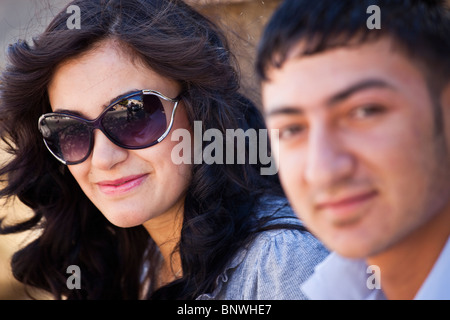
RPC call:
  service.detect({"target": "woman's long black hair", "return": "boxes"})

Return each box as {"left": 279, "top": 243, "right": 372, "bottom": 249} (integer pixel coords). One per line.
{"left": 0, "top": 0, "right": 303, "bottom": 299}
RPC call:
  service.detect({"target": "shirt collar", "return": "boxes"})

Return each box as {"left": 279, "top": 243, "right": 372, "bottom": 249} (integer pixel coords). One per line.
{"left": 414, "top": 236, "right": 450, "bottom": 300}
{"left": 301, "top": 252, "right": 386, "bottom": 300}
{"left": 302, "top": 236, "right": 450, "bottom": 300}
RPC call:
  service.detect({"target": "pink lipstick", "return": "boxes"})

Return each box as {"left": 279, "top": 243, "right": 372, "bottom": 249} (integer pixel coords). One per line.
{"left": 97, "top": 174, "right": 148, "bottom": 195}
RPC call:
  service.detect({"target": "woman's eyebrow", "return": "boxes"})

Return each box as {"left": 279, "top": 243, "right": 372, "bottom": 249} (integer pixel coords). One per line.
{"left": 102, "top": 89, "right": 141, "bottom": 108}
{"left": 53, "top": 89, "right": 141, "bottom": 114}
{"left": 52, "top": 108, "right": 83, "bottom": 116}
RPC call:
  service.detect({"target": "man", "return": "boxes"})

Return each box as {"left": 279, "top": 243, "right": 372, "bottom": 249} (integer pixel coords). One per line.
{"left": 257, "top": 0, "right": 450, "bottom": 299}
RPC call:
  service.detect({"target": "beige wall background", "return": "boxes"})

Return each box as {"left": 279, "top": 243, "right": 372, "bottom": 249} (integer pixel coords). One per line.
{"left": 0, "top": 0, "right": 282, "bottom": 299}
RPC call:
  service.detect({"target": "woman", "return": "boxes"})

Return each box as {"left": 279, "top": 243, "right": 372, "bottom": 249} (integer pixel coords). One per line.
{"left": 0, "top": 0, "right": 328, "bottom": 299}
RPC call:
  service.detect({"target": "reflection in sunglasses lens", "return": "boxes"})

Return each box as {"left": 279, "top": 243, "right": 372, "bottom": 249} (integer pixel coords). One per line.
{"left": 103, "top": 94, "right": 166, "bottom": 147}
{"left": 59, "top": 122, "right": 91, "bottom": 162}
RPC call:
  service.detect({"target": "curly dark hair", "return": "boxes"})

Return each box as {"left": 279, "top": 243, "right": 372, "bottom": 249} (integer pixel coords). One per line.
{"left": 0, "top": 0, "right": 303, "bottom": 299}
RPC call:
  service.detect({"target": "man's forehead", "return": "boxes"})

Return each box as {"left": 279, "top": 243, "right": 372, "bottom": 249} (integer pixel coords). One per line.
{"left": 266, "top": 35, "right": 403, "bottom": 77}
{"left": 262, "top": 38, "right": 428, "bottom": 116}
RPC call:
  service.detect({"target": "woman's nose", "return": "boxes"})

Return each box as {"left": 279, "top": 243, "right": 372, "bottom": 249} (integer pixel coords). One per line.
{"left": 89, "top": 130, "right": 128, "bottom": 170}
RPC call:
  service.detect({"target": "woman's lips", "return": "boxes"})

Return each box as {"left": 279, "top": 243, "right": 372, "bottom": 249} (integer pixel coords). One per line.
{"left": 97, "top": 174, "right": 148, "bottom": 195}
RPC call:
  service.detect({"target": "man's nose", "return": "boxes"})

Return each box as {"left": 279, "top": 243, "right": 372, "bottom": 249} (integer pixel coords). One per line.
{"left": 303, "top": 125, "right": 355, "bottom": 188}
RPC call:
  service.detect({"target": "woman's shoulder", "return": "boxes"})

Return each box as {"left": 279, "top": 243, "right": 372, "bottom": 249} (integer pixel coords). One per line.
{"left": 242, "top": 218, "right": 330, "bottom": 284}
{"left": 249, "top": 194, "right": 326, "bottom": 259}
{"left": 197, "top": 195, "right": 329, "bottom": 300}
{"left": 251, "top": 193, "right": 304, "bottom": 228}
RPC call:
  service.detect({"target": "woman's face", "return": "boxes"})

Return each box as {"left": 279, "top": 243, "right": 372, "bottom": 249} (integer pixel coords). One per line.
{"left": 48, "top": 40, "right": 192, "bottom": 228}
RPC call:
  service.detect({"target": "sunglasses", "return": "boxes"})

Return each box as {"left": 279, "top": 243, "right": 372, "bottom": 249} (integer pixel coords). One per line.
{"left": 38, "top": 89, "right": 180, "bottom": 165}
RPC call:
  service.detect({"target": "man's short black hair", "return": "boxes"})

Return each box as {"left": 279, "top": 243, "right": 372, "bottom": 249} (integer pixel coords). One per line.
{"left": 256, "top": 0, "right": 450, "bottom": 93}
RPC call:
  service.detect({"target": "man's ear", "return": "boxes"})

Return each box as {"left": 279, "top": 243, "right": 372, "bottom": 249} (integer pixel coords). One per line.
{"left": 442, "top": 80, "right": 450, "bottom": 104}
{"left": 441, "top": 81, "right": 450, "bottom": 147}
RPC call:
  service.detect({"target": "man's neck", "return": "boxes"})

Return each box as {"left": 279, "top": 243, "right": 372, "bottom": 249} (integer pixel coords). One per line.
{"left": 367, "top": 206, "right": 450, "bottom": 300}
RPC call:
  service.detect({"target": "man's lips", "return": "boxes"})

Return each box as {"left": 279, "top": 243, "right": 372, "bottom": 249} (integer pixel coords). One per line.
{"left": 96, "top": 174, "right": 148, "bottom": 195}
{"left": 316, "top": 190, "right": 378, "bottom": 210}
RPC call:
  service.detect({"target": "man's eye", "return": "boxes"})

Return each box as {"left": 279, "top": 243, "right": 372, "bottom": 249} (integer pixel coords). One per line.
{"left": 350, "top": 104, "right": 385, "bottom": 119}
{"left": 279, "top": 124, "right": 306, "bottom": 140}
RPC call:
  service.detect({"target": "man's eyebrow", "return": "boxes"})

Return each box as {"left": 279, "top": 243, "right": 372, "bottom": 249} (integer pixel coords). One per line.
{"left": 53, "top": 89, "right": 140, "bottom": 114}
{"left": 326, "top": 79, "right": 394, "bottom": 106}
{"left": 265, "top": 78, "right": 394, "bottom": 117}
{"left": 265, "top": 107, "right": 303, "bottom": 117}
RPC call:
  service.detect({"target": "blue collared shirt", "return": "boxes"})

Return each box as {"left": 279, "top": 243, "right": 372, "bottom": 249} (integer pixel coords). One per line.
{"left": 302, "top": 237, "right": 450, "bottom": 300}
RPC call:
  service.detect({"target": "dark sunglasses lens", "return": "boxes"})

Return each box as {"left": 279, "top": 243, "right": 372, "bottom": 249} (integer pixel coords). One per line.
{"left": 40, "top": 116, "right": 91, "bottom": 163}
{"left": 102, "top": 94, "right": 167, "bottom": 147}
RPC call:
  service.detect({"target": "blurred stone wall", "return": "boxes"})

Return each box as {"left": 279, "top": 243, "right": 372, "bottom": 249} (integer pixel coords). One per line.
{"left": 0, "top": 0, "right": 281, "bottom": 299}
{"left": 189, "top": 0, "right": 283, "bottom": 106}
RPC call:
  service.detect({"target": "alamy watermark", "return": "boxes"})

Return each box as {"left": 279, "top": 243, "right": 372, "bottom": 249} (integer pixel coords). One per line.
{"left": 367, "top": 265, "right": 381, "bottom": 290}
{"left": 170, "top": 121, "right": 279, "bottom": 176}
{"left": 367, "top": 5, "right": 381, "bottom": 30}
{"left": 65, "top": 264, "right": 381, "bottom": 291}
{"left": 66, "top": 5, "right": 81, "bottom": 30}
{"left": 64, "top": 4, "right": 380, "bottom": 31}
{"left": 61, "top": 4, "right": 380, "bottom": 176}
{"left": 66, "top": 265, "right": 81, "bottom": 290}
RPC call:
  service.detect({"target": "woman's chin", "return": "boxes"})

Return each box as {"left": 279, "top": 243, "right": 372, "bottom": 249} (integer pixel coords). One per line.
{"left": 102, "top": 211, "right": 149, "bottom": 229}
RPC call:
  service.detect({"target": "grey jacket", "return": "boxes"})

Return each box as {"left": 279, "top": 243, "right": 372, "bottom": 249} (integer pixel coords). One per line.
{"left": 196, "top": 196, "right": 329, "bottom": 300}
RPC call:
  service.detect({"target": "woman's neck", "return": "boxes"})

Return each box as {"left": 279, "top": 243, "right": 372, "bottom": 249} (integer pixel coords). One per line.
{"left": 143, "top": 200, "right": 184, "bottom": 286}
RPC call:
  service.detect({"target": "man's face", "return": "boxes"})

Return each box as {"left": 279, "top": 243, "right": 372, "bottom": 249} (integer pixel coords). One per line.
{"left": 262, "top": 37, "right": 450, "bottom": 258}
